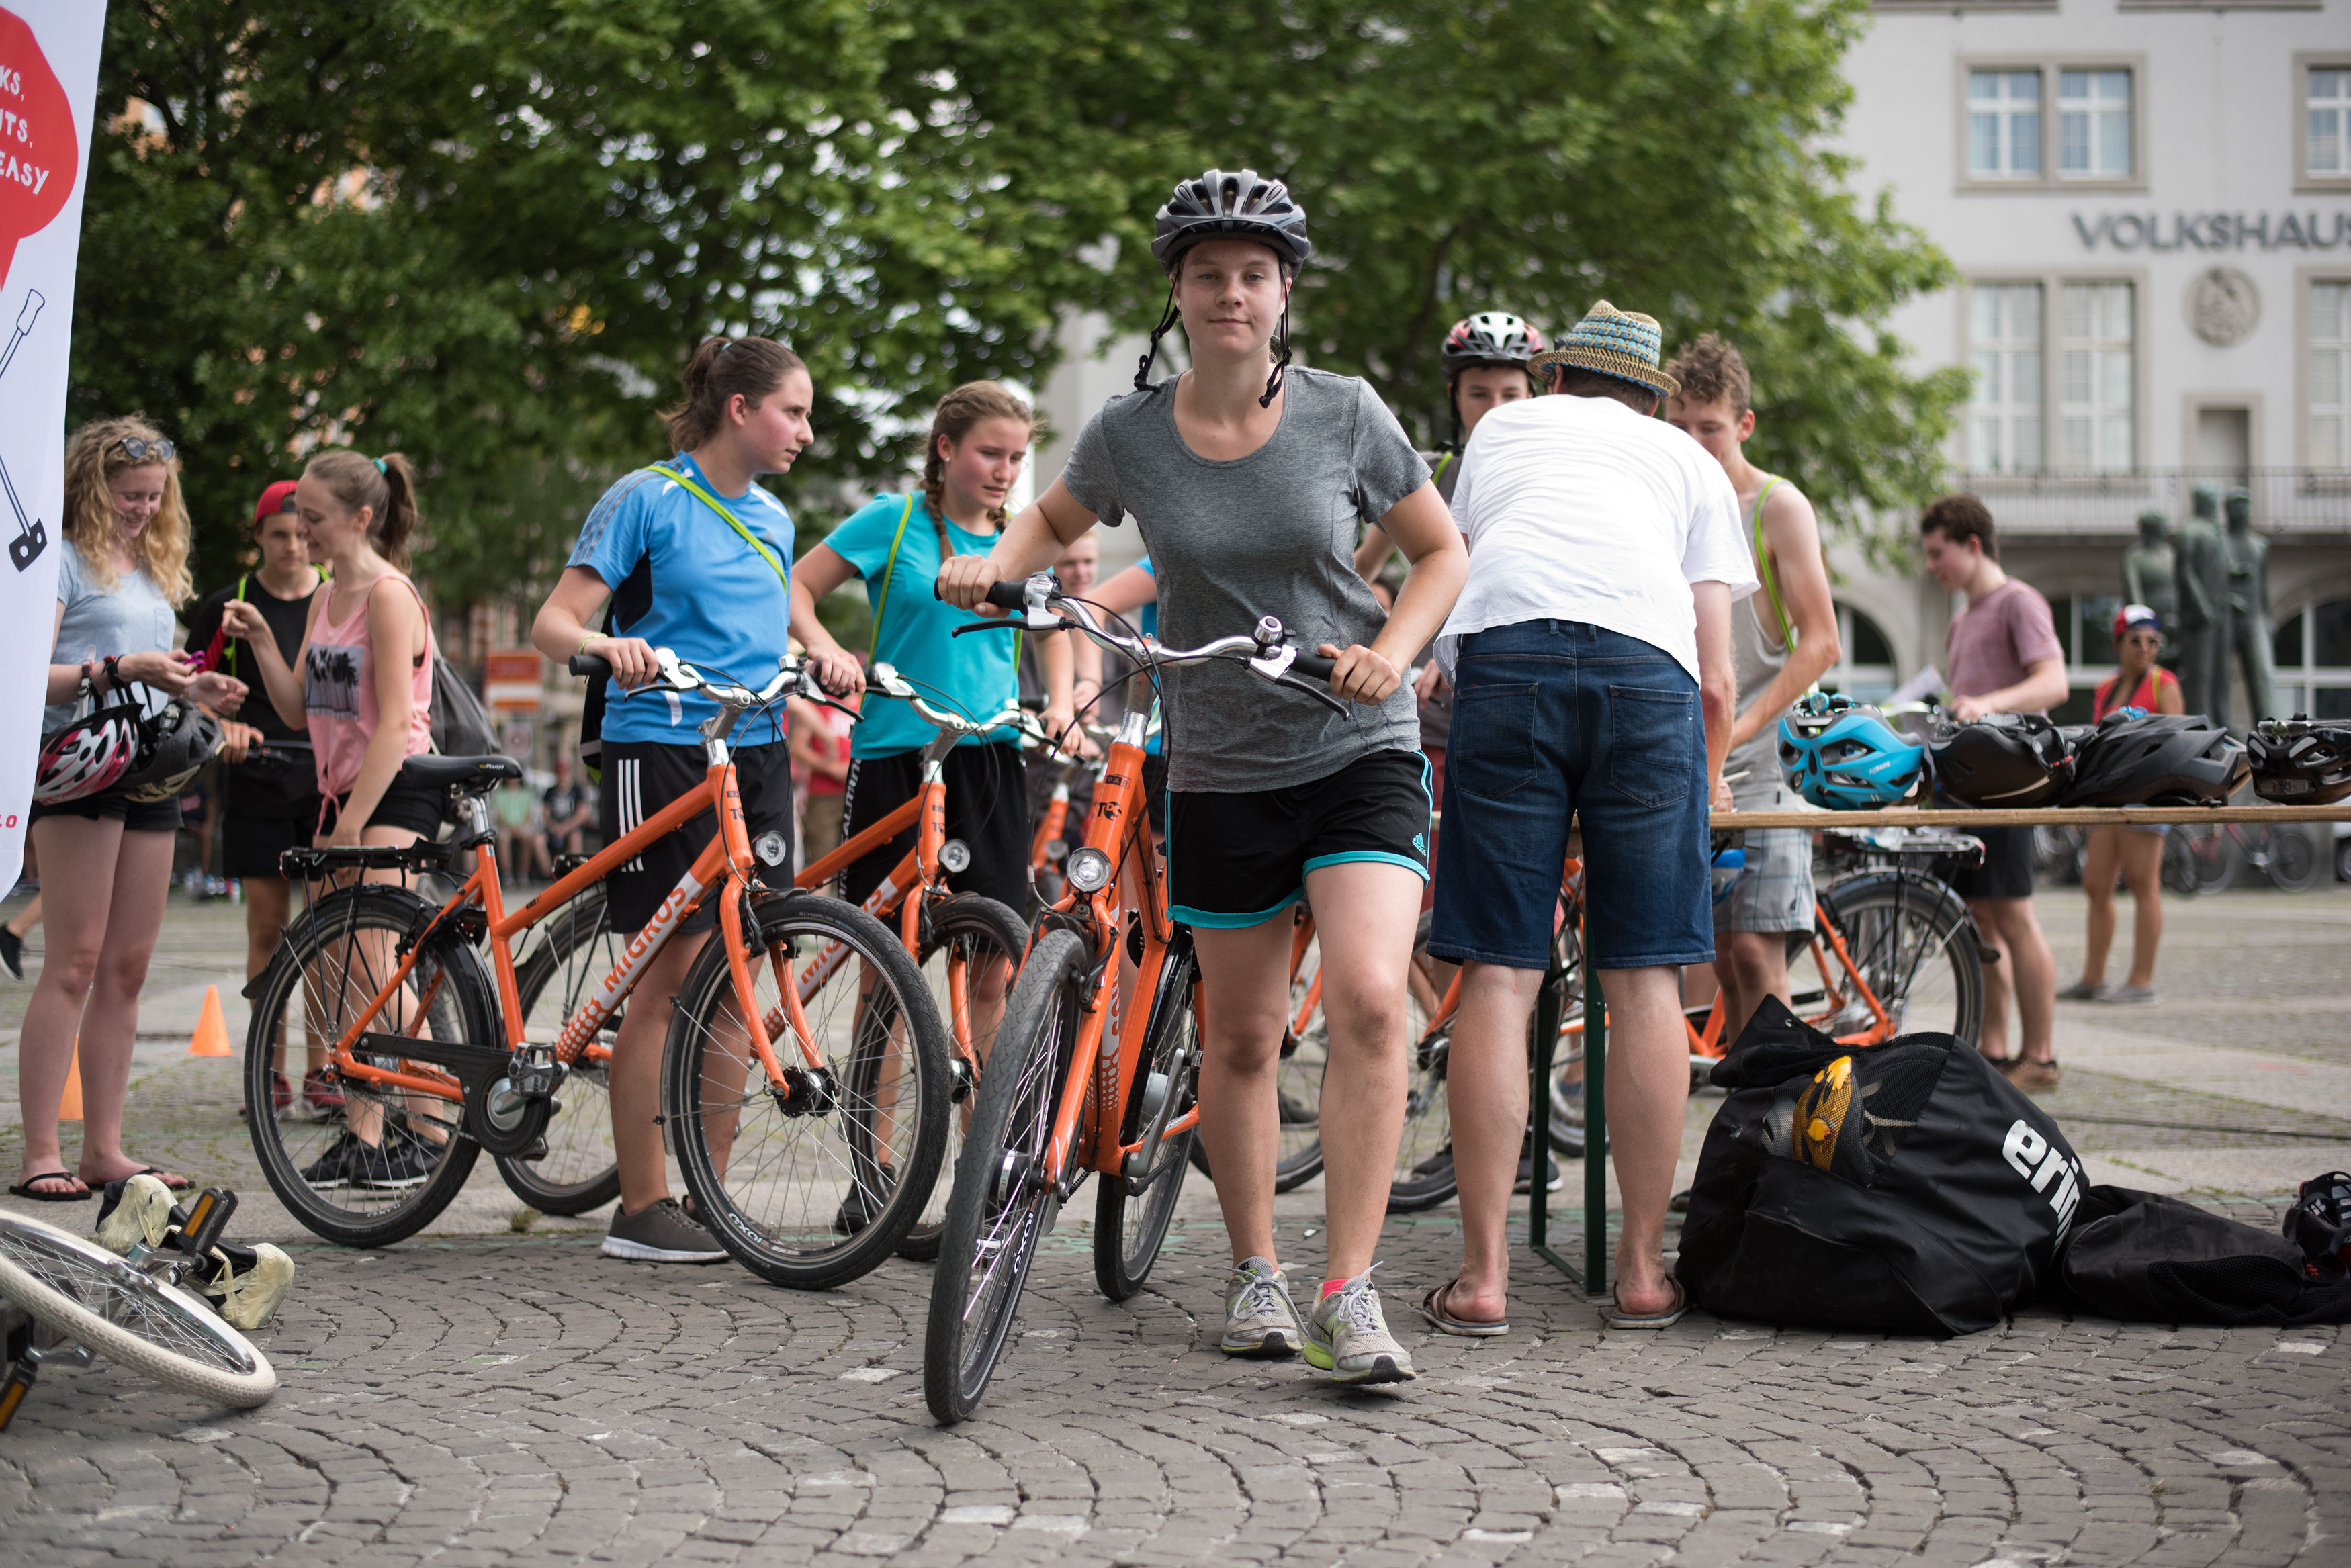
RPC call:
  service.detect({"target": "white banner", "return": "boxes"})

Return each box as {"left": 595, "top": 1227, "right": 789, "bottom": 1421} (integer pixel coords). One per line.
{"left": 0, "top": 3, "right": 104, "bottom": 894}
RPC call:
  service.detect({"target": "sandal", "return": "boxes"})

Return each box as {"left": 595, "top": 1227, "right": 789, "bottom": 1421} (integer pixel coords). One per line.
{"left": 1603, "top": 1277, "right": 1687, "bottom": 1330}
{"left": 1419, "top": 1279, "right": 1509, "bottom": 1338}
{"left": 8, "top": 1170, "right": 92, "bottom": 1202}
{"left": 83, "top": 1164, "right": 191, "bottom": 1193}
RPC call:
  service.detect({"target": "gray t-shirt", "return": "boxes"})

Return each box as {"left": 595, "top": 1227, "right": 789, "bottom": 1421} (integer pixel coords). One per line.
{"left": 1061, "top": 368, "right": 1430, "bottom": 792}
{"left": 47, "top": 544, "right": 177, "bottom": 731}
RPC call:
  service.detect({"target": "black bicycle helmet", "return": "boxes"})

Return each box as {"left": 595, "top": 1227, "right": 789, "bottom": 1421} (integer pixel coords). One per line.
{"left": 2058, "top": 710, "right": 2247, "bottom": 807}
{"left": 1926, "top": 712, "right": 2073, "bottom": 807}
{"left": 1137, "top": 169, "right": 1312, "bottom": 408}
{"left": 1148, "top": 168, "right": 1313, "bottom": 273}
{"left": 114, "top": 700, "right": 222, "bottom": 804}
{"left": 1440, "top": 312, "right": 1545, "bottom": 377}
{"left": 2247, "top": 715, "right": 2351, "bottom": 806}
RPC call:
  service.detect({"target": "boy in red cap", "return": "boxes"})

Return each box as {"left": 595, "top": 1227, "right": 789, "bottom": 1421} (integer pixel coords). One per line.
{"left": 182, "top": 480, "right": 330, "bottom": 1115}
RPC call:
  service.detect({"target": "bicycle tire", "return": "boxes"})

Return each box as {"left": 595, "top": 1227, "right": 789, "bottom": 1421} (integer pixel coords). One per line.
{"left": 2181, "top": 824, "right": 2240, "bottom": 895}
{"left": 1094, "top": 938, "right": 1200, "bottom": 1301}
{"left": 0, "top": 1213, "right": 275, "bottom": 1411}
{"left": 1808, "top": 871, "right": 1984, "bottom": 1045}
{"left": 897, "top": 895, "right": 1030, "bottom": 1262}
{"left": 2265, "top": 826, "right": 2321, "bottom": 892}
{"left": 665, "top": 892, "right": 950, "bottom": 1290}
{"left": 925, "top": 927, "right": 1085, "bottom": 1424}
{"left": 242, "top": 885, "right": 490, "bottom": 1248}
{"left": 2160, "top": 829, "right": 2200, "bottom": 896}
{"left": 494, "top": 884, "right": 623, "bottom": 1215}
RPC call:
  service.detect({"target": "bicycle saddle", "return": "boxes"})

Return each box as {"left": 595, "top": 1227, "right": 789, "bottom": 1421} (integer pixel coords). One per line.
{"left": 400, "top": 754, "right": 523, "bottom": 792}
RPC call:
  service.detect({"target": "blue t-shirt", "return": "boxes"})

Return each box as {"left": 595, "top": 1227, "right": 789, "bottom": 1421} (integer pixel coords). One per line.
{"left": 825, "top": 492, "right": 1020, "bottom": 758}
{"left": 568, "top": 453, "right": 794, "bottom": 746}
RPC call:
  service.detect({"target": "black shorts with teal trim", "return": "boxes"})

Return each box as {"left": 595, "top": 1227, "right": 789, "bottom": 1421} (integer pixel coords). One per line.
{"left": 1166, "top": 748, "right": 1431, "bottom": 929}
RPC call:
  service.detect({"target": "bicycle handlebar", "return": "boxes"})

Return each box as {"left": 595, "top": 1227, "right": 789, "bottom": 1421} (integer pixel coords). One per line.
{"left": 568, "top": 648, "right": 813, "bottom": 715}
{"left": 862, "top": 662, "right": 1052, "bottom": 746}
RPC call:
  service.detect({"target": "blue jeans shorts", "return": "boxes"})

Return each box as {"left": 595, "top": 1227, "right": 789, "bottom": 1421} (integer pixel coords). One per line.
{"left": 1428, "top": 620, "right": 1713, "bottom": 971}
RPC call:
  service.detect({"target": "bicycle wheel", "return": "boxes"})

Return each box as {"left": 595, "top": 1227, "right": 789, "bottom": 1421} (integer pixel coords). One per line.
{"left": 926, "top": 928, "right": 1085, "bottom": 1425}
{"left": 1095, "top": 939, "right": 1200, "bottom": 1301}
{"left": 897, "top": 895, "right": 1029, "bottom": 1262}
{"left": 665, "top": 892, "right": 950, "bottom": 1289}
{"left": 2264, "top": 826, "right": 2321, "bottom": 892}
{"left": 243, "top": 886, "right": 490, "bottom": 1248}
{"left": 2180, "top": 824, "right": 2240, "bottom": 894}
{"left": 1544, "top": 927, "right": 1591, "bottom": 1158}
{"left": 0, "top": 1214, "right": 275, "bottom": 1411}
{"left": 494, "top": 884, "right": 623, "bottom": 1215}
{"left": 1804, "top": 872, "right": 1983, "bottom": 1045}
{"left": 2161, "top": 829, "right": 2200, "bottom": 896}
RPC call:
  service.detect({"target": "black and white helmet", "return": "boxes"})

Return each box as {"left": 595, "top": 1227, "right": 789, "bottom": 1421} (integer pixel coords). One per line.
{"left": 1441, "top": 312, "right": 1544, "bottom": 377}
{"left": 1149, "top": 169, "right": 1312, "bottom": 273}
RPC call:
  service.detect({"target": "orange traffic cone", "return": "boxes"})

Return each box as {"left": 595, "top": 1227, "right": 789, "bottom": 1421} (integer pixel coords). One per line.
{"left": 189, "top": 985, "right": 232, "bottom": 1058}
{"left": 58, "top": 1038, "right": 83, "bottom": 1121}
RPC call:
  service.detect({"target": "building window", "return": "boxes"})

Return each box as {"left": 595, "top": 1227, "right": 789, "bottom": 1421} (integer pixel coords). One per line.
{"left": 2059, "top": 281, "right": 2135, "bottom": 471}
{"left": 2272, "top": 600, "right": 2351, "bottom": 720}
{"left": 2311, "top": 67, "right": 2351, "bottom": 181}
{"left": 1971, "top": 283, "right": 2044, "bottom": 473}
{"left": 2313, "top": 281, "right": 2351, "bottom": 469}
{"left": 2058, "top": 70, "right": 2132, "bottom": 179}
{"left": 1969, "top": 70, "right": 2042, "bottom": 179}
{"left": 2045, "top": 592, "right": 2127, "bottom": 725}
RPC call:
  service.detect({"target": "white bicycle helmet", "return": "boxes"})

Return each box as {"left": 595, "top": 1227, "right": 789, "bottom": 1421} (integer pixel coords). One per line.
{"left": 35, "top": 703, "right": 144, "bottom": 803}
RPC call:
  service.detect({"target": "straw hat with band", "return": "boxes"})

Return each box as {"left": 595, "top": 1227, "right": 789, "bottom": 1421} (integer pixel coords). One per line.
{"left": 1528, "top": 301, "right": 1680, "bottom": 400}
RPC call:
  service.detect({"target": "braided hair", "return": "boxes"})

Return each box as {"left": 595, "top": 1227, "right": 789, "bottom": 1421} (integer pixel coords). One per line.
{"left": 918, "top": 382, "right": 1037, "bottom": 562}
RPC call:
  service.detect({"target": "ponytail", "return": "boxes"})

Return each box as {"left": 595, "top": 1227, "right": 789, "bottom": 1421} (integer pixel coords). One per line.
{"left": 665, "top": 336, "right": 805, "bottom": 451}
{"left": 304, "top": 449, "right": 420, "bottom": 566}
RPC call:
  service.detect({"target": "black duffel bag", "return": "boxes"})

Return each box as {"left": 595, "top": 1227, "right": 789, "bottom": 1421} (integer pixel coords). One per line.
{"left": 1676, "top": 999, "right": 2084, "bottom": 1337}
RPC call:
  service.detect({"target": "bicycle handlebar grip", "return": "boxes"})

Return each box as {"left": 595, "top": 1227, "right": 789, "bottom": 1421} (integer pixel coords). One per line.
{"left": 1288, "top": 649, "right": 1338, "bottom": 680}
{"left": 983, "top": 580, "right": 1030, "bottom": 610}
{"left": 569, "top": 653, "right": 613, "bottom": 679}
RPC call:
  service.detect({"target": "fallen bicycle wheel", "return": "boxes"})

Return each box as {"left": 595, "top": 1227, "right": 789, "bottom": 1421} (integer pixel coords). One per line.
{"left": 0, "top": 1213, "right": 275, "bottom": 1421}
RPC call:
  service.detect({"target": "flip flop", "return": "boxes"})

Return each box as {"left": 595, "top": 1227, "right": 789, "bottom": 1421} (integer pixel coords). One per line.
{"left": 1419, "top": 1279, "right": 1509, "bottom": 1338}
{"left": 8, "top": 1170, "right": 92, "bottom": 1202}
{"left": 1603, "top": 1278, "right": 1688, "bottom": 1330}
{"left": 89, "top": 1165, "right": 191, "bottom": 1193}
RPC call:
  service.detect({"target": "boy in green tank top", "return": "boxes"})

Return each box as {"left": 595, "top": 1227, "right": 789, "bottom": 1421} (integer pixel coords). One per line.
{"left": 1665, "top": 336, "right": 1844, "bottom": 1042}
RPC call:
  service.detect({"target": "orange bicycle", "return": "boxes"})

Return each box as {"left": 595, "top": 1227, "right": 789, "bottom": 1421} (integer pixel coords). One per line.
{"left": 241, "top": 651, "right": 951, "bottom": 1289}
{"left": 924, "top": 577, "right": 1349, "bottom": 1423}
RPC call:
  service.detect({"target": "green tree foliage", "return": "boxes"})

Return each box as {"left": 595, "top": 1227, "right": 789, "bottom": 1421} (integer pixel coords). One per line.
{"left": 75, "top": 0, "right": 1956, "bottom": 624}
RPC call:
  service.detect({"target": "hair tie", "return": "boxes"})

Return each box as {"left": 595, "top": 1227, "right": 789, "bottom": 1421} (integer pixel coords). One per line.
{"left": 373, "top": 457, "right": 387, "bottom": 473}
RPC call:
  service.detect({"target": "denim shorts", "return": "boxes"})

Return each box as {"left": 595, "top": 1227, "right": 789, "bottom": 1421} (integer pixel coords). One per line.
{"left": 1429, "top": 620, "right": 1713, "bottom": 971}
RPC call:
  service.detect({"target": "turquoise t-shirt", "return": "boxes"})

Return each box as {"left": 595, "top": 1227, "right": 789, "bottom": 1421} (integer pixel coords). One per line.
{"left": 1135, "top": 557, "right": 1162, "bottom": 757}
{"left": 825, "top": 492, "right": 1020, "bottom": 758}
{"left": 568, "top": 453, "right": 794, "bottom": 747}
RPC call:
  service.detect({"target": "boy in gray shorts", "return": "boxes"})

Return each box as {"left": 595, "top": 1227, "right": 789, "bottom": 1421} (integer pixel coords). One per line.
{"left": 1665, "top": 337, "right": 1843, "bottom": 1038}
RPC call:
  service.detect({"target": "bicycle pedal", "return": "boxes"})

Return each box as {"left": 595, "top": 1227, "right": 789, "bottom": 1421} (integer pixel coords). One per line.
{"left": 514, "top": 1138, "right": 549, "bottom": 1162}
{"left": 175, "top": 1189, "right": 238, "bottom": 1258}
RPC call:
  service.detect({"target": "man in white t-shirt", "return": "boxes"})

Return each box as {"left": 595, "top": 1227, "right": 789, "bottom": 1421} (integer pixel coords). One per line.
{"left": 1423, "top": 302, "right": 1753, "bottom": 1336}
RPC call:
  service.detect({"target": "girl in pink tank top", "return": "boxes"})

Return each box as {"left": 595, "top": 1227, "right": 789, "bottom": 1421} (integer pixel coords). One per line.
{"left": 222, "top": 450, "right": 439, "bottom": 850}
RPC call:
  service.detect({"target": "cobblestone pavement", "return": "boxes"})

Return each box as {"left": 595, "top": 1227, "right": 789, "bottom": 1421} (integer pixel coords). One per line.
{"left": 1, "top": 885, "right": 2346, "bottom": 1565}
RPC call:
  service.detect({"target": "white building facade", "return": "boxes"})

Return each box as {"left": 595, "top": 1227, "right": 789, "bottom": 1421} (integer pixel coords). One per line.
{"left": 1835, "top": 0, "right": 2351, "bottom": 723}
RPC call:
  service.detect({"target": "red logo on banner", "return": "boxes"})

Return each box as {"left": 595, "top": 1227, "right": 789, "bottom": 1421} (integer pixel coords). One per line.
{"left": 0, "top": 8, "right": 77, "bottom": 285}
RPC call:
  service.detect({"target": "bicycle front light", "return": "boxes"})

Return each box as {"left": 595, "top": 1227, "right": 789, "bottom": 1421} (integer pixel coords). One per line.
{"left": 939, "top": 838, "right": 972, "bottom": 874}
{"left": 1065, "top": 845, "right": 1114, "bottom": 893}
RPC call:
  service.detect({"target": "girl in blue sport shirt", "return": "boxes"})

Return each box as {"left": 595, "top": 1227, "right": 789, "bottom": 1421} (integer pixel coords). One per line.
{"left": 532, "top": 336, "right": 860, "bottom": 1266}
{"left": 791, "top": 381, "right": 1074, "bottom": 921}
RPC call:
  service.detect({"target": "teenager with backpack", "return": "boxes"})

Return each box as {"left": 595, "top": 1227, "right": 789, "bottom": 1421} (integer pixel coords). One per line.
{"left": 941, "top": 169, "right": 1468, "bottom": 1385}
{"left": 530, "top": 335, "right": 856, "bottom": 1262}
{"left": 15, "top": 418, "right": 248, "bottom": 1203}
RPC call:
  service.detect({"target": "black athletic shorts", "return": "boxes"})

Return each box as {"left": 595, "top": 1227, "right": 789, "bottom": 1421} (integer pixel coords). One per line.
{"left": 1951, "top": 823, "right": 2035, "bottom": 901}
{"left": 221, "top": 751, "right": 324, "bottom": 879}
{"left": 223, "top": 812, "right": 318, "bottom": 880}
{"left": 29, "top": 793, "right": 181, "bottom": 833}
{"left": 838, "top": 741, "right": 1030, "bottom": 915}
{"left": 601, "top": 739, "right": 795, "bottom": 935}
{"left": 1165, "top": 747, "right": 1431, "bottom": 929}
{"left": 318, "top": 776, "right": 447, "bottom": 843}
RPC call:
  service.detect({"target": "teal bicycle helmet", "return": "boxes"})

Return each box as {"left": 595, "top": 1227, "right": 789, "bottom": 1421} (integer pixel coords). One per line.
{"left": 1777, "top": 693, "right": 1927, "bottom": 809}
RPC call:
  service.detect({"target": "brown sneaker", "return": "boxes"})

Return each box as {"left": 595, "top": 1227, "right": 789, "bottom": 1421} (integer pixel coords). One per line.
{"left": 2005, "top": 1058, "right": 2061, "bottom": 1091}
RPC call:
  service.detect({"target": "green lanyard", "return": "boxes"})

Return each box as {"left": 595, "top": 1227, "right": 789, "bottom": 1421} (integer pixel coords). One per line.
{"left": 648, "top": 463, "right": 791, "bottom": 594}
{"left": 866, "top": 492, "right": 1020, "bottom": 672}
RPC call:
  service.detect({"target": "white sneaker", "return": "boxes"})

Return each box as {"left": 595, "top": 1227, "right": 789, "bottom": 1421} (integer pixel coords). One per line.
{"left": 1218, "top": 1256, "right": 1303, "bottom": 1358}
{"left": 1301, "top": 1267, "right": 1417, "bottom": 1385}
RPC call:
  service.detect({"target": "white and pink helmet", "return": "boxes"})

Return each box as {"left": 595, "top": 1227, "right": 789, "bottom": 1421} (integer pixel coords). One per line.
{"left": 35, "top": 704, "right": 144, "bottom": 802}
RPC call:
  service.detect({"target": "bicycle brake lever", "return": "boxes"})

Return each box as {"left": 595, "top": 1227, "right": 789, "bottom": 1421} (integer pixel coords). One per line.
{"left": 1272, "top": 672, "right": 1349, "bottom": 716}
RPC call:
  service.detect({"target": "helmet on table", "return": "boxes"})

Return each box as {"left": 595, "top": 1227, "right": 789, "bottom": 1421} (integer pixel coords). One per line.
{"left": 114, "top": 700, "right": 222, "bottom": 804}
{"left": 2059, "top": 710, "right": 2246, "bottom": 807}
{"left": 2247, "top": 715, "right": 2351, "bottom": 806}
{"left": 34, "top": 702, "right": 144, "bottom": 802}
{"left": 1441, "top": 312, "right": 1545, "bottom": 377}
{"left": 1777, "top": 693, "right": 1928, "bottom": 809}
{"left": 1927, "top": 712, "right": 2074, "bottom": 807}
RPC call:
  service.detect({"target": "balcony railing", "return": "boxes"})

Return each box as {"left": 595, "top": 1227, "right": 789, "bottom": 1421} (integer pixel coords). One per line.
{"left": 1959, "top": 468, "right": 2351, "bottom": 536}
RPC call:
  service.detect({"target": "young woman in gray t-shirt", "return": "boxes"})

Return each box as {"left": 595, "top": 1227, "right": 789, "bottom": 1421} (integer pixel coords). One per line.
{"left": 15, "top": 418, "right": 248, "bottom": 1204}
{"left": 940, "top": 168, "right": 1466, "bottom": 1385}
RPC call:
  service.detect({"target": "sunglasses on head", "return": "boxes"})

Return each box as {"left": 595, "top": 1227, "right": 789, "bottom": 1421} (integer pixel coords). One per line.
{"left": 111, "top": 436, "right": 177, "bottom": 463}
